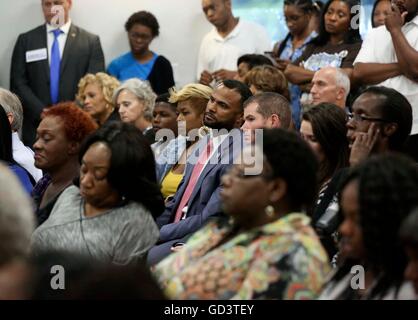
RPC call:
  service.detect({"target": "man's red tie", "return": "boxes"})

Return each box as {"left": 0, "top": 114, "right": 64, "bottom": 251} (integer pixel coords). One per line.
{"left": 173, "top": 141, "right": 213, "bottom": 222}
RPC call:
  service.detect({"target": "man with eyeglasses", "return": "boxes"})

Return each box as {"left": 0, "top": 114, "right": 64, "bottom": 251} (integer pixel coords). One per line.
{"left": 352, "top": 0, "right": 418, "bottom": 161}
{"left": 347, "top": 86, "right": 412, "bottom": 165}
{"left": 10, "top": 0, "right": 105, "bottom": 147}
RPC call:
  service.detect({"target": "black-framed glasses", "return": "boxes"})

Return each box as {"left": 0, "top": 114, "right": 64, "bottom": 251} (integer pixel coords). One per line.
{"left": 347, "top": 112, "right": 389, "bottom": 123}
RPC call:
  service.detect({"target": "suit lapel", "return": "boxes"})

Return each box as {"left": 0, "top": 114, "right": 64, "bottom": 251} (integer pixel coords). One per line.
{"left": 38, "top": 25, "right": 50, "bottom": 83}
{"left": 186, "top": 134, "right": 234, "bottom": 207}
{"left": 60, "top": 24, "right": 77, "bottom": 74}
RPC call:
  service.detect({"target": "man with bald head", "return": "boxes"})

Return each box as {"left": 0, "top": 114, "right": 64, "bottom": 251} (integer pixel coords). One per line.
{"left": 310, "top": 67, "right": 350, "bottom": 110}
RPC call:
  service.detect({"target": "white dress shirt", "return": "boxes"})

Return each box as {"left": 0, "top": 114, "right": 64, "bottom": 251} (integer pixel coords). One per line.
{"left": 46, "top": 19, "right": 72, "bottom": 65}
{"left": 12, "top": 132, "right": 43, "bottom": 182}
{"left": 354, "top": 16, "right": 418, "bottom": 134}
{"left": 197, "top": 19, "right": 272, "bottom": 79}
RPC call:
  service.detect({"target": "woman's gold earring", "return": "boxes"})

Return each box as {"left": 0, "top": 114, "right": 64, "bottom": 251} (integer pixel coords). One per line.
{"left": 265, "top": 205, "right": 275, "bottom": 218}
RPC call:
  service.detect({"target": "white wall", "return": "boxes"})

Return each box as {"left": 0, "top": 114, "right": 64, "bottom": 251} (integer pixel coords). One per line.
{"left": 0, "top": 0, "right": 212, "bottom": 89}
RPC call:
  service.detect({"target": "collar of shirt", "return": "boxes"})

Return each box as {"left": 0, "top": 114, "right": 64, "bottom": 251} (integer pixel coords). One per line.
{"left": 143, "top": 126, "right": 153, "bottom": 134}
{"left": 411, "top": 15, "right": 418, "bottom": 25}
{"left": 46, "top": 19, "right": 72, "bottom": 35}
{"left": 213, "top": 18, "right": 242, "bottom": 42}
{"left": 11, "top": 132, "right": 25, "bottom": 152}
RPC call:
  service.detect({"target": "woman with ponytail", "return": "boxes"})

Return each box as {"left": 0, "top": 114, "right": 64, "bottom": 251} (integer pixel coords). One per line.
{"left": 273, "top": 0, "right": 320, "bottom": 129}
{"left": 31, "top": 122, "right": 163, "bottom": 265}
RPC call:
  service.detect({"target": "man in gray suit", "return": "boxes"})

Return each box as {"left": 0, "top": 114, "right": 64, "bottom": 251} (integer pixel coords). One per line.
{"left": 10, "top": 0, "right": 105, "bottom": 146}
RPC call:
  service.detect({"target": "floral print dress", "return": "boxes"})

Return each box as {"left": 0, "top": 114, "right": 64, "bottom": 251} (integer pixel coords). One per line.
{"left": 154, "top": 213, "right": 331, "bottom": 299}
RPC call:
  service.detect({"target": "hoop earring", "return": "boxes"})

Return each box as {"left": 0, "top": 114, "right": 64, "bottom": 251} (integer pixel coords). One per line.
{"left": 265, "top": 205, "right": 275, "bottom": 218}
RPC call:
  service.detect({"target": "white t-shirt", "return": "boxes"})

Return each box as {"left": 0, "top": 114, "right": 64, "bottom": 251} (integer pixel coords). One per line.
{"left": 197, "top": 19, "right": 272, "bottom": 79}
{"left": 354, "top": 16, "right": 418, "bottom": 134}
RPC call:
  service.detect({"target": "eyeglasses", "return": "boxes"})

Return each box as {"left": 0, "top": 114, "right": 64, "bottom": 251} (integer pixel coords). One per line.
{"left": 347, "top": 112, "right": 389, "bottom": 124}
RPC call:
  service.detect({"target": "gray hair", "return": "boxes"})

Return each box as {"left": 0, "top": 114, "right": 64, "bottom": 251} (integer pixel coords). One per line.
{"left": 0, "top": 163, "right": 35, "bottom": 266}
{"left": 0, "top": 88, "right": 24, "bottom": 132}
{"left": 334, "top": 68, "right": 351, "bottom": 101}
{"left": 113, "top": 79, "right": 156, "bottom": 122}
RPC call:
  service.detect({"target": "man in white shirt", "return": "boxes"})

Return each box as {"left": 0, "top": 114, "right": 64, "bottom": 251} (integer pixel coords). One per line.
{"left": 0, "top": 88, "right": 43, "bottom": 182}
{"left": 10, "top": 0, "right": 105, "bottom": 146}
{"left": 353, "top": 1, "right": 418, "bottom": 132}
{"left": 198, "top": 0, "right": 271, "bottom": 86}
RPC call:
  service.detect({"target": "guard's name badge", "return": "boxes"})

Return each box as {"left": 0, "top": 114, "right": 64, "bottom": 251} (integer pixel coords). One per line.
{"left": 26, "top": 48, "right": 47, "bottom": 63}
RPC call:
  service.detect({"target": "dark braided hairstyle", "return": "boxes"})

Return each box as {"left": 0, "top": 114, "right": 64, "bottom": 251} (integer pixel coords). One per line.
{"left": 336, "top": 154, "right": 418, "bottom": 299}
{"left": 78, "top": 121, "right": 165, "bottom": 219}
{"left": 276, "top": 0, "right": 319, "bottom": 58}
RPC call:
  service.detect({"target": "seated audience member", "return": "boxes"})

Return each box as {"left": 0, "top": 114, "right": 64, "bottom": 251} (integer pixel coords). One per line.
{"left": 310, "top": 67, "right": 350, "bottom": 110}
{"left": 32, "top": 103, "right": 98, "bottom": 226}
{"left": 371, "top": 0, "right": 392, "bottom": 28}
{"left": 0, "top": 88, "right": 42, "bottom": 182}
{"left": 76, "top": 73, "right": 121, "bottom": 126}
{"left": 0, "top": 106, "right": 34, "bottom": 194}
{"left": 347, "top": 86, "right": 412, "bottom": 166}
{"left": 300, "top": 103, "right": 349, "bottom": 259}
{"left": 241, "top": 92, "right": 292, "bottom": 143}
{"left": 148, "top": 80, "right": 252, "bottom": 265}
{"left": 107, "top": 11, "right": 175, "bottom": 95}
{"left": 151, "top": 93, "right": 178, "bottom": 158}
{"left": 156, "top": 84, "right": 213, "bottom": 200}
{"left": 244, "top": 65, "right": 290, "bottom": 100}
{"left": 319, "top": 154, "right": 418, "bottom": 299}
{"left": 352, "top": 1, "right": 418, "bottom": 161}
{"left": 0, "top": 163, "right": 35, "bottom": 300}
{"left": 198, "top": 0, "right": 271, "bottom": 85}
{"left": 273, "top": 0, "right": 320, "bottom": 129}
{"left": 30, "top": 251, "right": 167, "bottom": 300}
{"left": 154, "top": 129, "right": 330, "bottom": 299}
{"left": 114, "top": 78, "right": 157, "bottom": 144}
{"left": 235, "top": 54, "right": 273, "bottom": 82}
{"left": 284, "top": 0, "right": 362, "bottom": 128}
{"left": 400, "top": 208, "right": 418, "bottom": 296}
{"left": 31, "top": 122, "right": 164, "bottom": 265}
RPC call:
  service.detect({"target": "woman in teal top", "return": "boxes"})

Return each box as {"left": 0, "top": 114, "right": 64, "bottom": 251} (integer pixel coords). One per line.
{"left": 108, "top": 11, "right": 175, "bottom": 95}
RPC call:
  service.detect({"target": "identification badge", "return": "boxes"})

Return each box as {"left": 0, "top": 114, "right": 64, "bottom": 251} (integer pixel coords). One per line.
{"left": 26, "top": 48, "right": 48, "bottom": 63}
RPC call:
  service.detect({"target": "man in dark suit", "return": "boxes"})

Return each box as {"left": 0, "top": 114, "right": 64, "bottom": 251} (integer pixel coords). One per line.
{"left": 10, "top": 0, "right": 105, "bottom": 146}
{"left": 148, "top": 80, "right": 253, "bottom": 265}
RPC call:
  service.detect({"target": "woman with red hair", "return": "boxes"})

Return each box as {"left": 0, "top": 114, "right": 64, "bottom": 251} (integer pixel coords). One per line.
{"left": 32, "top": 102, "right": 98, "bottom": 226}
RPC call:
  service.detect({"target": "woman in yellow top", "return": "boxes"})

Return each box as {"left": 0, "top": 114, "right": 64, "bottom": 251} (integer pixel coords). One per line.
{"left": 156, "top": 83, "right": 213, "bottom": 200}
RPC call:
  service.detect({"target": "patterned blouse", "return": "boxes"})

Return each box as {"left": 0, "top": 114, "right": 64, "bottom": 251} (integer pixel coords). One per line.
{"left": 154, "top": 213, "right": 331, "bottom": 300}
